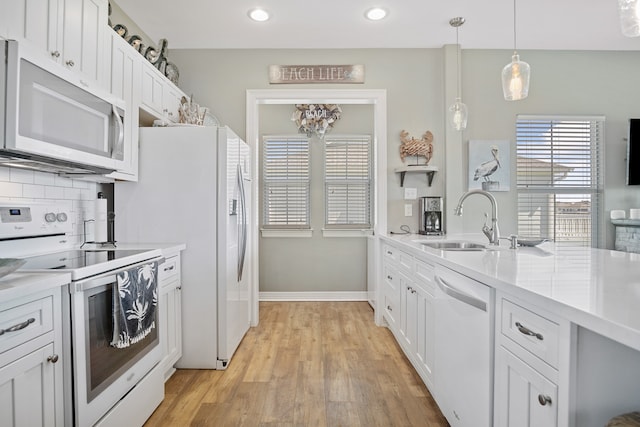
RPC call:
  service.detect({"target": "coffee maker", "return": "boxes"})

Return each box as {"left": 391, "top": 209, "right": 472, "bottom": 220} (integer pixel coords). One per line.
{"left": 419, "top": 196, "right": 444, "bottom": 235}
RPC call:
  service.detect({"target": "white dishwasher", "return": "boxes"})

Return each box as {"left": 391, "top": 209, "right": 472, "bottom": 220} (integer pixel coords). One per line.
{"left": 433, "top": 264, "right": 494, "bottom": 427}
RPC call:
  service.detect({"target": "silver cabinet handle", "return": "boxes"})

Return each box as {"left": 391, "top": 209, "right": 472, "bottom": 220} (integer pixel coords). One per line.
{"left": 387, "top": 275, "right": 393, "bottom": 280}
{"left": 387, "top": 305, "right": 392, "bottom": 312}
{"left": 47, "top": 354, "right": 59, "bottom": 363}
{"left": 386, "top": 250, "right": 393, "bottom": 255}
{"left": 538, "top": 394, "right": 552, "bottom": 406}
{"left": 164, "top": 265, "right": 175, "bottom": 272}
{"left": 66, "top": 59, "right": 75, "bottom": 67}
{"left": 51, "top": 50, "right": 60, "bottom": 58}
{"left": 0, "top": 318, "right": 35, "bottom": 335}
{"left": 515, "top": 322, "right": 544, "bottom": 340}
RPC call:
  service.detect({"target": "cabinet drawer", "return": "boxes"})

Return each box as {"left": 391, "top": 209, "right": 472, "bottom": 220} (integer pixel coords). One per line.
{"left": 159, "top": 256, "right": 180, "bottom": 285}
{"left": 501, "top": 299, "right": 560, "bottom": 368}
{"left": 382, "top": 263, "right": 400, "bottom": 296}
{"left": 0, "top": 296, "right": 53, "bottom": 355}
{"left": 414, "top": 259, "right": 435, "bottom": 295}
{"left": 397, "top": 249, "right": 414, "bottom": 273}
{"left": 383, "top": 293, "right": 399, "bottom": 327}
{"left": 382, "top": 244, "right": 398, "bottom": 263}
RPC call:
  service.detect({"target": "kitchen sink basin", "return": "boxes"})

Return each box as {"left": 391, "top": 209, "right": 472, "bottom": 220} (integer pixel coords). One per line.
{"left": 416, "top": 241, "right": 487, "bottom": 251}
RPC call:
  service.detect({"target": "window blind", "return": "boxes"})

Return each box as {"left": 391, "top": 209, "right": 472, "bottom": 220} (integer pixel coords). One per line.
{"left": 324, "top": 135, "right": 372, "bottom": 227}
{"left": 516, "top": 116, "right": 603, "bottom": 247}
{"left": 262, "top": 136, "right": 310, "bottom": 228}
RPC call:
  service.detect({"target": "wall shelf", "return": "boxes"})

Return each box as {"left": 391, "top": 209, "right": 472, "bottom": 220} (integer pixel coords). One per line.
{"left": 394, "top": 165, "right": 439, "bottom": 187}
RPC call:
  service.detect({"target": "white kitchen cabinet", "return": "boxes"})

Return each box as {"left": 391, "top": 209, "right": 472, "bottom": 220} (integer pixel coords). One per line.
{"left": 494, "top": 293, "right": 570, "bottom": 427}
{"left": 0, "top": 286, "right": 66, "bottom": 427}
{"left": 107, "top": 31, "right": 141, "bottom": 181}
{"left": 495, "top": 346, "right": 558, "bottom": 427}
{"left": 158, "top": 253, "right": 183, "bottom": 381}
{"left": 380, "top": 241, "right": 436, "bottom": 391}
{"left": 140, "top": 59, "right": 186, "bottom": 123}
{"left": 3, "top": 0, "right": 108, "bottom": 89}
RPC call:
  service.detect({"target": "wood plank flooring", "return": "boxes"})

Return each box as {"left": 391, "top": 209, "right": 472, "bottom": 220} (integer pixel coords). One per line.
{"left": 144, "top": 301, "right": 449, "bottom": 427}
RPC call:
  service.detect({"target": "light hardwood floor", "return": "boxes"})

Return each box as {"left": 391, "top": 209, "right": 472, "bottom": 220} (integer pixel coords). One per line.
{"left": 144, "top": 301, "right": 449, "bottom": 427}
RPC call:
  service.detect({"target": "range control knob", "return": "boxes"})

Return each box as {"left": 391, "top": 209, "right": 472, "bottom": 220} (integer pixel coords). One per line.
{"left": 44, "top": 212, "right": 57, "bottom": 222}
{"left": 56, "top": 212, "right": 68, "bottom": 222}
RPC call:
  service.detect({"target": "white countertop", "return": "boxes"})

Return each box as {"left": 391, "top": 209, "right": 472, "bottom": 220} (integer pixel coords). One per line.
{"left": 0, "top": 272, "right": 71, "bottom": 301}
{"left": 381, "top": 233, "right": 640, "bottom": 352}
{"left": 82, "top": 242, "right": 187, "bottom": 255}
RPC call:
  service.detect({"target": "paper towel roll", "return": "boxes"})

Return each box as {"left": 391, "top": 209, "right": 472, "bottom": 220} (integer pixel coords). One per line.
{"left": 94, "top": 197, "right": 108, "bottom": 242}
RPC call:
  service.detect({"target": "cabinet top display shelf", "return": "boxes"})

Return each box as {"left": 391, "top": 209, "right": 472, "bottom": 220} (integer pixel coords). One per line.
{"left": 394, "top": 165, "right": 439, "bottom": 187}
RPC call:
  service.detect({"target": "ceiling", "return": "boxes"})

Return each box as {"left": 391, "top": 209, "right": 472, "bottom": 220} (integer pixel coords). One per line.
{"left": 114, "top": 0, "right": 640, "bottom": 51}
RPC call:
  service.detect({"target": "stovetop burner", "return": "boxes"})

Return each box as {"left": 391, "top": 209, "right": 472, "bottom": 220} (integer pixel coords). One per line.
{"left": 21, "top": 249, "right": 154, "bottom": 271}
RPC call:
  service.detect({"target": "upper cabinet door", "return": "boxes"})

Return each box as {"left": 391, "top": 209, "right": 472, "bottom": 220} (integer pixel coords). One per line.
{"left": 2, "top": 0, "right": 59, "bottom": 57}
{"left": 61, "top": 0, "right": 108, "bottom": 87}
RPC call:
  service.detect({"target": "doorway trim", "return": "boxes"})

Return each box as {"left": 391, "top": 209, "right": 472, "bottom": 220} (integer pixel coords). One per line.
{"left": 246, "top": 89, "right": 388, "bottom": 325}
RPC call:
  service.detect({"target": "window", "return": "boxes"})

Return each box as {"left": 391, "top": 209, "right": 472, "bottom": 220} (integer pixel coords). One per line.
{"left": 262, "top": 136, "right": 310, "bottom": 228}
{"left": 324, "top": 135, "right": 372, "bottom": 228}
{"left": 516, "top": 116, "right": 604, "bottom": 247}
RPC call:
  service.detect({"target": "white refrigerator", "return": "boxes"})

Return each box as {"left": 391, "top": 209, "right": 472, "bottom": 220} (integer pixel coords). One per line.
{"left": 115, "top": 126, "right": 251, "bottom": 369}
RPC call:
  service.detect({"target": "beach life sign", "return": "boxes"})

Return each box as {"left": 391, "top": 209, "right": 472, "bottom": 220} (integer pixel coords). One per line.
{"left": 269, "top": 65, "right": 365, "bottom": 84}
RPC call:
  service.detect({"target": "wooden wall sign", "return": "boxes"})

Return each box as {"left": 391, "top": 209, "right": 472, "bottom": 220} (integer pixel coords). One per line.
{"left": 269, "top": 65, "right": 365, "bottom": 84}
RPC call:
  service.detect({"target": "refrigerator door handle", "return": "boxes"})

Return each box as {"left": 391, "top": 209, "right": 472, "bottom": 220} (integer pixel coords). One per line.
{"left": 237, "top": 163, "right": 247, "bottom": 282}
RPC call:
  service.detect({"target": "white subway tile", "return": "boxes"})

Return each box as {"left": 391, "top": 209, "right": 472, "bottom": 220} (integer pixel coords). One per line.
{"left": 54, "top": 175, "right": 74, "bottom": 188}
{"left": 34, "top": 171, "right": 56, "bottom": 186}
{"left": 44, "top": 186, "right": 65, "bottom": 199}
{"left": 0, "top": 167, "right": 10, "bottom": 182}
{"left": 23, "top": 184, "right": 45, "bottom": 199}
{"left": 10, "top": 168, "right": 34, "bottom": 184}
{"left": 72, "top": 179, "right": 89, "bottom": 189}
{"left": 0, "top": 182, "right": 22, "bottom": 197}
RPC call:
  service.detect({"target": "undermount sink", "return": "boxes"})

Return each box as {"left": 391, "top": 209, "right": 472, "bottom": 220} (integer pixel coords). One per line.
{"left": 416, "top": 241, "right": 487, "bottom": 251}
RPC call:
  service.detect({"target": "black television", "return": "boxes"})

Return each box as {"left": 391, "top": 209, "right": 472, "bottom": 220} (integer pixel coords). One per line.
{"left": 628, "top": 119, "right": 640, "bottom": 185}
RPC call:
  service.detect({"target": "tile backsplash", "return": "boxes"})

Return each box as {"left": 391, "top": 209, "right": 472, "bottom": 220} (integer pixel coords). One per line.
{"left": 0, "top": 166, "right": 104, "bottom": 245}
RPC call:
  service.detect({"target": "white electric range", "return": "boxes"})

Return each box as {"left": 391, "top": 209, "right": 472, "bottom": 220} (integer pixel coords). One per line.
{"left": 0, "top": 201, "right": 164, "bottom": 427}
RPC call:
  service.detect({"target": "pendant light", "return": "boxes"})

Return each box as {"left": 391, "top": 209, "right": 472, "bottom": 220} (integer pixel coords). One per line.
{"left": 501, "top": 0, "right": 530, "bottom": 101}
{"left": 448, "top": 17, "right": 468, "bottom": 131}
{"left": 618, "top": 0, "right": 640, "bottom": 37}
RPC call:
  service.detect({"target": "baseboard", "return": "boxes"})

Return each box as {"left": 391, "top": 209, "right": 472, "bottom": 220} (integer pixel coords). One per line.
{"left": 259, "top": 291, "right": 368, "bottom": 301}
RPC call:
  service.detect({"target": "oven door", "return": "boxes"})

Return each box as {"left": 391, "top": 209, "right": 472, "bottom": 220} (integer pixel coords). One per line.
{"left": 70, "top": 259, "right": 161, "bottom": 427}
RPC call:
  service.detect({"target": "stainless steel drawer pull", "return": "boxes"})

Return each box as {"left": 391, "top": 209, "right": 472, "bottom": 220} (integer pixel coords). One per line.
{"left": 538, "top": 394, "right": 552, "bottom": 406}
{"left": 47, "top": 354, "right": 59, "bottom": 364}
{"left": 387, "top": 305, "right": 393, "bottom": 312}
{"left": 515, "top": 321, "right": 544, "bottom": 340}
{"left": 164, "top": 265, "right": 175, "bottom": 272}
{"left": 386, "top": 250, "right": 393, "bottom": 255}
{"left": 387, "top": 275, "right": 393, "bottom": 280}
{"left": 0, "top": 317, "right": 36, "bottom": 335}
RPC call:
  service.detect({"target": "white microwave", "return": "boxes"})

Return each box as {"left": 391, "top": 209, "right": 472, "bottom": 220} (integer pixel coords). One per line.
{"left": 0, "top": 40, "right": 125, "bottom": 174}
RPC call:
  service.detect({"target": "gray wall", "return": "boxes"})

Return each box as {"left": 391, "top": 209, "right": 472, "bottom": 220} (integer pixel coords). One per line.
{"left": 257, "top": 104, "right": 373, "bottom": 293}
{"left": 167, "top": 47, "right": 640, "bottom": 292}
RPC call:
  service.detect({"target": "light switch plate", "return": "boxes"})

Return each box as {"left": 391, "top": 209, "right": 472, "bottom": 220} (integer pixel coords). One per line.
{"left": 404, "top": 204, "right": 412, "bottom": 217}
{"left": 404, "top": 187, "right": 418, "bottom": 200}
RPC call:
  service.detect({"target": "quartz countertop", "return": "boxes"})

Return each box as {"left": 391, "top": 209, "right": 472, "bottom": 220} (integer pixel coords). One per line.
{"left": 82, "top": 242, "right": 187, "bottom": 256}
{"left": 381, "top": 233, "right": 640, "bottom": 352}
{"left": 0, "top": 272, "right": 71, "bottom": 301}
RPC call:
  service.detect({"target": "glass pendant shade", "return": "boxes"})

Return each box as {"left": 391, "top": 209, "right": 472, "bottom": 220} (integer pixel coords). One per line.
{"left": 502, "top": 53, "right": 530, "bottom": 101}
{"left": 619, "top": 0, "right": 640, "bottom": 37}
{"left": 449, "top": 98, "right": 468, "bottom": 131}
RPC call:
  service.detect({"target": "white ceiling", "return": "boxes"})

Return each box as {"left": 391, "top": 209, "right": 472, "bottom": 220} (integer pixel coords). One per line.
{"left": 114, "top": 0, "right": 640, "bottom": 51}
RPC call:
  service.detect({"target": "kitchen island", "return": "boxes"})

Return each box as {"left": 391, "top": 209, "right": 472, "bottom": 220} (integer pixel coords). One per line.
{"left": 375, "top": 233, "right": 640, "bottom": 427}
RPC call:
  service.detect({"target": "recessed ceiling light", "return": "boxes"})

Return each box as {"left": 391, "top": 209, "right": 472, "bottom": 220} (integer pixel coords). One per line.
{"left": 365, "top": 7, "right": 387, "bottom": 21}
{"left": 248, "top": 8, "right": 270, "bottom": 22}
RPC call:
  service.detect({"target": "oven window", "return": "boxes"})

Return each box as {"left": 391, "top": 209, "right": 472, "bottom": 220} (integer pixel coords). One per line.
{"left": 86, "top": 284, "right": 158, "bottom": 402}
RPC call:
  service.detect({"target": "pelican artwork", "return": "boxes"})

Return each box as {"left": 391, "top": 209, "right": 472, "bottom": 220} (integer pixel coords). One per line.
{"left": 473, "top": 145, "right": 501, "bottom": 183}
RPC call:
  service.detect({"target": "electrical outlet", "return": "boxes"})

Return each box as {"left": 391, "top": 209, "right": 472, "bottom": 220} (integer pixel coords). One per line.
{"left": 404, "top": 187, "right": 418, "bottom": 200}
{"left": 404, "top": 204, "right": 412, "bottom": 217}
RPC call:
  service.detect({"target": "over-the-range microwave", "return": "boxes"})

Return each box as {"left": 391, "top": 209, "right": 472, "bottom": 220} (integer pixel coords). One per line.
{"left": 0, "top": 40, "right": 125, "bottom": 175}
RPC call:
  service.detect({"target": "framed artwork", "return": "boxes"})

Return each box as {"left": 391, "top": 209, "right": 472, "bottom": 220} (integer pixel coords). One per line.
{"left": 468, "top": 140, "right": 510, "bottom": 191}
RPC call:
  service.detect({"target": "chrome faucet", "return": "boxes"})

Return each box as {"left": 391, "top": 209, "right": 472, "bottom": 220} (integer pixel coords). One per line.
{"left": 454, "top": 189, "right": 501, "bottom": 245}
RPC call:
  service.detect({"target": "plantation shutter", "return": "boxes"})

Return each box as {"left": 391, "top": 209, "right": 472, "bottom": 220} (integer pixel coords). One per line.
{"left": 324, "top": 135, "right": 372, "bottom": 228}
{"left": 262, "top": 136, "right": 310, "bottom": 228}
{"left": 516, "top": 116, "right": 604, "bottom": 247}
